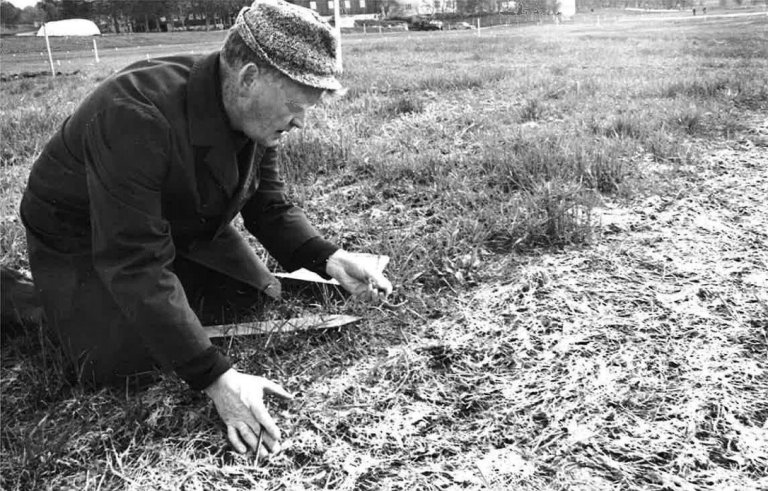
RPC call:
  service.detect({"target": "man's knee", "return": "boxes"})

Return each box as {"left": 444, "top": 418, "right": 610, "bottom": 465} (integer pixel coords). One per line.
{"left": 0, "top": 266, "right": 44, "bottom": 333}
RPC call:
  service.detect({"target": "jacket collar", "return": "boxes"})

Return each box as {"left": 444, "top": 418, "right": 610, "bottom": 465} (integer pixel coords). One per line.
{"left": 187, "top": 52, "right": 250, "bottom": 195}
{"left": 187, "top": 52, "right": 235, "bottom": 148}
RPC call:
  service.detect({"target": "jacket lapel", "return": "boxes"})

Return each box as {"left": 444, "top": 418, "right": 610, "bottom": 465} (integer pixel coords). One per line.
{"left": 187, "top": 52, "right": 240, "bottom": 198}
{"left": 213, "top": 144, "right": 264, "bottom": 238}
{"left": 203, "top": 144, "right": 239, "bottom": 197}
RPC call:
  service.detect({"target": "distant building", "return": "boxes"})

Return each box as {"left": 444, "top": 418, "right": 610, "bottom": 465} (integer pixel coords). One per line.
{"left": 500, "top": 1, "right": 519, "bottom": 11}
{"left": 291, "top": 0, "right": 382, "bottom": 17}
{"left": 382, "top": 0, "right": 457, "bottom": 18}
{"left": 559, "top": 0, "right": 575, "bottom": 16}
{"left": 288, "top": 0, "right": 463, "bottom": 21}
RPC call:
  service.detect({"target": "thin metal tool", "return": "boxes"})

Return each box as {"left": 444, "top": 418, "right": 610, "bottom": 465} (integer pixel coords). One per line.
{"left": 255, "top": 426, "right": 263, "bottom": 466}
{"left": 204, "top": 314, "right": 361, "bottom": 338}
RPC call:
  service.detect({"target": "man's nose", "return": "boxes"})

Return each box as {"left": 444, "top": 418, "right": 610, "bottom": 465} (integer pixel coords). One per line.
{"left": 290, "top": 112, "right": 305, "bottom": 129}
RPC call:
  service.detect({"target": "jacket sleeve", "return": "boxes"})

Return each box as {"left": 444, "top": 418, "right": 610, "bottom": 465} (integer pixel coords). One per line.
{"left": 241, "top": 147, "right": 338, "bottom": 272}
{"left": 83, "top": 103, "right": 230, "bottom": 390}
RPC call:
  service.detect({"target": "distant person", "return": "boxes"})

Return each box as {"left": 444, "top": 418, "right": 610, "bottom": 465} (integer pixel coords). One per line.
{"left": 693, "top": 7, "right": 697, "bottom": 15}
{"left": 19, "top": 0, "right": 392, "bottom": 458}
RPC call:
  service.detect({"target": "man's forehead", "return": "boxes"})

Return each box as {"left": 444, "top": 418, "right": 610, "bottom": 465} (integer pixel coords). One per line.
{"left": 284, "top": 80, "right": 324, "bottom": 105}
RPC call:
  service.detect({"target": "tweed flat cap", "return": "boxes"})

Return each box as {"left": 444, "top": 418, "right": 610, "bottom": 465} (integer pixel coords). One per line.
{"left": 234, "top": 0, "right": 342, "bottom": 91}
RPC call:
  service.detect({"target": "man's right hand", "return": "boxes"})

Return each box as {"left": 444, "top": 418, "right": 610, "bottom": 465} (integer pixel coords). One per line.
{"left": 203, "top": 368, "right": 293, "bottom": 457}
{"left": 325, "top": 249, "right": 393, "bottom": 303}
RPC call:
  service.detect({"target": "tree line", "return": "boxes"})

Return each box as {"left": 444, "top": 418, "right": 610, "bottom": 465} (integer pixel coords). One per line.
{"left": 5, "top": 0, "right": 734, "bottom": 34}
{"left": 1, "top": 0, "right": 255, "bottom": 33}
{"left": 1, "top": 0, "right": 554, "bottom": 33}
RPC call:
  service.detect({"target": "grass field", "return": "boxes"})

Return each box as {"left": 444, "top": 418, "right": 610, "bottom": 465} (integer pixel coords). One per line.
{"left": 2, "top": 12, "right": 768, "bottom": 490}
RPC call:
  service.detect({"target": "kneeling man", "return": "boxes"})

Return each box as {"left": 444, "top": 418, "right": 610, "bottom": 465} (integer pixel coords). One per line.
{"left": 20, "top": 0, "right": 391, "bottom": 457}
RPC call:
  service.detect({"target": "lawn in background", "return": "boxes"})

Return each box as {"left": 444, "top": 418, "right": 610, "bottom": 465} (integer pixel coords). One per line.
{"left": 1, "top": 13, "right": 767, "bottom": 490}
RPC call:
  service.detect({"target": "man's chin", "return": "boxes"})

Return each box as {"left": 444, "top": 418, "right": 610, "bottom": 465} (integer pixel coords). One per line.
{"left": 268, "top": 132, "right": 288, "bottom": 147}
{"left": 255, "top": 137, "right": 280, "bottom": 148}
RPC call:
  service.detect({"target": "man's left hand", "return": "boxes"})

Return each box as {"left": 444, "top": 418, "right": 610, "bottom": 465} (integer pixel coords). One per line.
{"left": 325, "top": 249, "right": 393, "bottom": 303}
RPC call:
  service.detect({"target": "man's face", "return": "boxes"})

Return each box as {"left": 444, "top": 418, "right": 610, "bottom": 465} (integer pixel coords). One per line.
{"left": 238, "top": 69, "right": 324, "bottom": 147}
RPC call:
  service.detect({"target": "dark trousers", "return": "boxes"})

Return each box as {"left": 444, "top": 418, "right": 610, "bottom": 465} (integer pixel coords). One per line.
{"left": 26, "top": 227, "right": 267, "bottom": 387}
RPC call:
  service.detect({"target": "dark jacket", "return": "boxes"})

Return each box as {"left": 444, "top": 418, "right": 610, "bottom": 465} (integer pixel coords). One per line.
{"left": 20, "top": 52, "right": 336, "bottom": 388}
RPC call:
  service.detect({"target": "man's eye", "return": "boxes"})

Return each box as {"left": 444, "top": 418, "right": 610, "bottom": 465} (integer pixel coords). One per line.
{"left": 286, "top": 101, "right": 304, "bottom": 113}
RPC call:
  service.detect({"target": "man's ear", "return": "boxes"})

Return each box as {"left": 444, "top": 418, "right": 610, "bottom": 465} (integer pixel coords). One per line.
{"left": 238, "top": 63, "right": 261, "bottom": 92}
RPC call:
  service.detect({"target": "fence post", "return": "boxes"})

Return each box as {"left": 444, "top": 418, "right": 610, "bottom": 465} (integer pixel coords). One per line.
{"left": 93, "top": 38, "right": 100, "bottom": 63}
{"left": 43, "top": 22, "right": 55, "bottom": 78}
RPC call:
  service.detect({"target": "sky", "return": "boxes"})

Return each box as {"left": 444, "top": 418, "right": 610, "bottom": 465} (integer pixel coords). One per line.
{"left": 6, "top": 0, "right": 39, "bottom": 9}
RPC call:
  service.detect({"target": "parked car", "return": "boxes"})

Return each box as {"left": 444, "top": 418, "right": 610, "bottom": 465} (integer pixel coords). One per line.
{"left": 409, "top": 19, "right": 443, "bottom": 31}
{"left": 450, "top": 21, "right": 474, "bottom": 30}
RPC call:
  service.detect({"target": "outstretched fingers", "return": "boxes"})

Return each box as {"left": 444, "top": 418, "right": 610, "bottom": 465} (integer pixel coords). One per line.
{"left": 235, "top": 421, "right": 261, "bottom": 453}
{"left": 227, "top": 425, "right": 248, "bottom": 454}
{"left": 248, "top": 395, "right": 282, "bottom": 443}
{"left": 261, "top": 378, "right": 293, "bottom": 400}
{"left": 261, "top": 431, "right": 281, "bottom": 455}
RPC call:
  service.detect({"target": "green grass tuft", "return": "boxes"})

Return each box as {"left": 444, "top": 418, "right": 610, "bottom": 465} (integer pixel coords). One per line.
{"left": 518, "top": 98, "right": 544, "bottom": 122}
